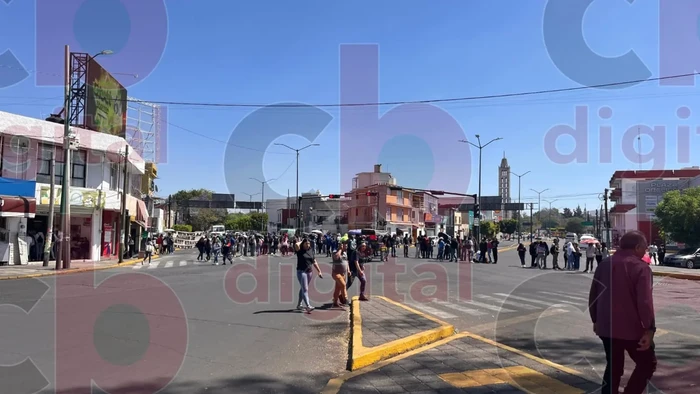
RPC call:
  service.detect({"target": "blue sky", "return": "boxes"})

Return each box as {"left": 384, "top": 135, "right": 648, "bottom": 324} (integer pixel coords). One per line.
{"left": 0, "top": 0, "right": 698, "bottom": 213}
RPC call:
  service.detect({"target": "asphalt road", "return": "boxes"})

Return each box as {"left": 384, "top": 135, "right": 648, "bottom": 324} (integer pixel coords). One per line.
{"left": 0, "top": 249, "right": 349, "bottom": 394}
{"left": 3, "top": 243, "right": 699, "bottom": 393}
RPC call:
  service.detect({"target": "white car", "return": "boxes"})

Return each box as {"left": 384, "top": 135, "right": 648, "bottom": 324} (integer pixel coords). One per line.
{"left": 579, "top": 235, "right": 597, "bottom": 249}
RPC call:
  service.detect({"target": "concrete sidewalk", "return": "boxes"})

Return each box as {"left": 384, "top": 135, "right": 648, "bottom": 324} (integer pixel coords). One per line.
{"left": 349, "top": 296, "right": 455, "bottom": 371}
{"left": 0, "top": 254, "right": 164, "bottom": 280}
{"left": 328, "top": 333, "right": 601, "bottom": 393}
{"left": 652, "top": 264, "right": 700, "bottom": 281}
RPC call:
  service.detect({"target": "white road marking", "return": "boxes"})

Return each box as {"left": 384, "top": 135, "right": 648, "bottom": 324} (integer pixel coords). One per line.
{"left": 164, "top": 262, "right": 174, "bottom": 268}
{"left": 432, "top": 300, "right": 487, "bottom": 316}
{"left": 493, "top": 293, "right": 574, "bottom": 307}
{"left": 475, "top": 294, "right": 539, "bottom": 310}
{"left": 147, "top": 262, "right": 159, "bottom": 269}
{"left": 538, "top": 291, "right": 587, "bottom": 301}
{"left": 132, "top": 264, "right": 143, "bottom": 270}
{"left": 461, "top": 299, "right": 515, "bottom": 313}
{"left": 406, "top": 303, "right": 458, "bottom": 319}
{"left": 179, "top": 261, "right": 187, "bottom": 267}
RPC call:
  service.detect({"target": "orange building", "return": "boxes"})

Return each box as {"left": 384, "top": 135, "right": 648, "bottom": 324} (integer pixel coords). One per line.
{"left": 346, "top": 165, "right": 439, "bottom": 237}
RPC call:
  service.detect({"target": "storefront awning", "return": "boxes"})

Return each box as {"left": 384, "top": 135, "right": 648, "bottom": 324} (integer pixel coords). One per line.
{"left": 134, "top": 199, "right": 149, "bottom": 228}
{"left": 0, "top": 196, "right": 36, "bottom": 218}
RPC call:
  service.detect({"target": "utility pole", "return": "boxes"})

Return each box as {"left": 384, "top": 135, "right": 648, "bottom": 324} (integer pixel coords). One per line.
{"left": 604, "top": 188, "right": 610, "bottom": 245}
{"left": 119, "top": 146, "right": 129, "bottom": 263}
{"left": 595, "top": 209, "right": 599, "bottom": 239}
{"left": 530, "top": 188, "right": 549, "bottom": 235}
{"left": 273, "top": 143, "right": 320, "bottom": 230}
{"left": 58, "top": 44, "right": 73, "bottom": 270}
{"left": 529, "top": 203, "right": 534, "bottom": 241}
{"left": 43, "top": 150, "right": 55, "bottom": 267}
{"left": 167, "top": 195, "right": 171, "bottom": 228}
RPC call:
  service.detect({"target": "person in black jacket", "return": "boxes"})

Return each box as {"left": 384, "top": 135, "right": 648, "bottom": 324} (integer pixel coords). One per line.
{"left": 491, "top": 238, "right": 500, "bottom": 264}
{"left": 529, "top": 242, "right": 537, "bottom": 267}
{"left": 479, "top": 238, "right": 488, "bottom": 263}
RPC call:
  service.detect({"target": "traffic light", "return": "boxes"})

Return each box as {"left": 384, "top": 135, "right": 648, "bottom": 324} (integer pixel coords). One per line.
{"left": 474, "top": 204, "right": 480, "bottom": 218}
{"left": 327, "top": 194, "right": 341, "bottom": 199}
{"left": 366, "top": 192, "right": 378, "bottom": 196}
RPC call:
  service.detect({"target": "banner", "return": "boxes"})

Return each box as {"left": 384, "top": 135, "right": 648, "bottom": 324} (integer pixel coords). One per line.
{"left": 39, "top": 186, "right": 104, "bottom": 208}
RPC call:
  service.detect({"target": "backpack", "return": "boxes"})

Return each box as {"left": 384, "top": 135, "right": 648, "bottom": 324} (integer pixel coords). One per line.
{"left": 550, "top": 245, "right": 556, "bottom": 254}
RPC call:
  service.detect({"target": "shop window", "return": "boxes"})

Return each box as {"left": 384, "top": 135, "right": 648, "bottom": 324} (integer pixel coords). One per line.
{"left": 0, "top": 217, "right": 7, "bottom": 242}
{"left": 36, "top": 144, "right": 65, "bottom": 185}
{"left": 110, "top": 162, "right": 119, "bottom": 190}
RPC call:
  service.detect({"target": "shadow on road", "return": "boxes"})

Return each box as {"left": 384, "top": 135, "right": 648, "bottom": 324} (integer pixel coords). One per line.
{"left": 54, "top": 372, "right": 334, "bottom": 394}
{"left": 498, "top": 336, "right": 700, "bottom": 393}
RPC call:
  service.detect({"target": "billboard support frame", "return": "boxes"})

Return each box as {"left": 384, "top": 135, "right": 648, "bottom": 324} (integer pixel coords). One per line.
{"left": 68, "top": 52, "right": 89, "bottom": 128}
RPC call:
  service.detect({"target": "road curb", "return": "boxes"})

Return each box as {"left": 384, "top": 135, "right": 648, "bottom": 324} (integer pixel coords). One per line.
{"left": 0, "top": 255, "right": 163, "bottom": 280}
{"left": 325, "top": 331, "right": 596, "bottom": 394}
{"left": 348, "top": 295, "right": 455, "bottom": 371}
{"left": 652, "top": 270, "right": 700, "bottom": 281}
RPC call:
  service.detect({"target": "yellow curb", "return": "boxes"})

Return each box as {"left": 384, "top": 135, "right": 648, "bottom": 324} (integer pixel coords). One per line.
{"left": 652, "top": 271, "right": 700, "bottom": 281}
{"left": 0, "top": 255, "right": 161, "bottom": 280}
{"left": 324, "top": 331, "right": 596, "bottom": 394}
{"left": 348, "top": 295, "right": 455, "bottom": 371}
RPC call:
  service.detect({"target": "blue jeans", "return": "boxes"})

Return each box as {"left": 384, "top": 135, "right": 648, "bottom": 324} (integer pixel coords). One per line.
{"left": 296, "top": 270, "right": 312, "bottom": 308}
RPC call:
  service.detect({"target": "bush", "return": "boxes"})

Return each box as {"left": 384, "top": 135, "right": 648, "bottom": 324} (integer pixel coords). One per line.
{"left": 173, "top": 224, "right": 193, "bottom": 232}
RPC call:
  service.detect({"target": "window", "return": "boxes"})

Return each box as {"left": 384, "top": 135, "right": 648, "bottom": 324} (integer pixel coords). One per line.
{"left": 71, "top": 150, "right": 86, "bottom": 188}
{"left": 110, "top": 162, "right": 119, "bottom": 190}
{"left": 36, "top": 144, "right": 58, "bottom": 184}
{"left": 398, "top": 208, "right": 403, "bottom": 220}
{"left": 386, "top": 209, "right": 391, "bottom": 220}
{"left": 396, "top": 190, "right": 403, "bottom": 200}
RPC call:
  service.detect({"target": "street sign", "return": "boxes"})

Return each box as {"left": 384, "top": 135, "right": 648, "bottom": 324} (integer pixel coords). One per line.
{"left": 582, "top": 221, "right": 594, "bottom": 226}
{"left": 473, "top": 217, "right": 480, "bottom": 226}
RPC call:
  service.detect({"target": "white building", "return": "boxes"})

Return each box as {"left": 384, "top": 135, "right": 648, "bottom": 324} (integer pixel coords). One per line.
{"left": 352, "top": 164, "right": 397, "bottom": 189}
{"left": 0, "top": 111, "right": 145, "bottom": 264}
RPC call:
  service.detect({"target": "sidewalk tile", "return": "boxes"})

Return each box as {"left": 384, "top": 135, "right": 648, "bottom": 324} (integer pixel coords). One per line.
{"left": 360, "top": 297, "right": 441, "bottom": 349}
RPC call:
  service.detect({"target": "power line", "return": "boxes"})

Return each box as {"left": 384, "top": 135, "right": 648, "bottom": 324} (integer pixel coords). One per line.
{"left": 119, "top": 72, "right": 699, "bottom": 108}
{"left": 163, "top": 121, "right": 295, "bottom": 155}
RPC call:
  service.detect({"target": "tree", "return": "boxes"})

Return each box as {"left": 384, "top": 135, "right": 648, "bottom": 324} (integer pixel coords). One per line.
{"left": 565, "top": 218, "right": 584, "bottom": 234}
{"left": 171, "top": 189, "right": 213, "bottom": 203}
{"left": 499, "top": 219, "right": 518, "bottom": 235}
{"left": 173, "top": 224, "right": 192, "bottom": 232}
{"left": 573, "top": 205, "right": 584, "bottom": 218}
{"left": 480, "top": 221, "right": 498, "bottom": 237}
{"left": 249, "top": 212, "right": 269, "bottom": 232}
{"left": 562, "top": 208, "right": 573, "bottom": 218}
{"left": 654, "top": 187, "right": 700, "bottom": 246}
{"left": 189, "top": 208, "right": 227, "bottom": 231}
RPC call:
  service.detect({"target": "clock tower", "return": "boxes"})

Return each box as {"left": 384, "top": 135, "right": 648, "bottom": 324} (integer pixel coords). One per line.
{"left": 498, "top": 152, "right": 511, "bottom": 219}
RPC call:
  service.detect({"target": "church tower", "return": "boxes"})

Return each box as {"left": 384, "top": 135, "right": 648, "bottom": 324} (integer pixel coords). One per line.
{"left": 498, "top": 152, "right": 511, "bottom": 218}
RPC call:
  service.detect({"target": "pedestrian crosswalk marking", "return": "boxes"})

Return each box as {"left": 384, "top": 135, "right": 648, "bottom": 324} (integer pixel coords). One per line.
{"left": 461, "top": 299, "right": 515, "bottom": 313}
{"left": 406, "top": 303, "right": 458, "bottom": 319}
{"left": 164, "top": 262, "right": 173, "bottom": 268}
{"left": 132, "top": 264, "right": 143, "bottom": 270}
{"left": 179, "top": 261, "right": 187, "bottom": 267}
{"left": 493, "top": 293, "right": 573, "bottom": 307}
{"left": 475, "top": 295, "right": 539, "bottom": 310}
{"left": 147, "top": 262, "right": 159, "bottom": 269}
{"left": 432, "top": 300, "right": 487, "bottom": 316}
{"left": 537, "top": 291, "right": 587, "bottom": 302}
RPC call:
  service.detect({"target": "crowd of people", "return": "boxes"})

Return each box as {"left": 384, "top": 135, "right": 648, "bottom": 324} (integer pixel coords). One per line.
{"left": 516, "top": 238, "right": 611, "bottom": 271}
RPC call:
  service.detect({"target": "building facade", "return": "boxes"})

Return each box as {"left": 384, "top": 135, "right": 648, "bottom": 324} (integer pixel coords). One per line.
{"left": 0, "top": 110, "right": 146, "bottom": 264}
{"left": 498, "top": 153, "right": 511, "bottom": 219}
{"left": 608, "top": 168, "right": 700, "bottom": 246}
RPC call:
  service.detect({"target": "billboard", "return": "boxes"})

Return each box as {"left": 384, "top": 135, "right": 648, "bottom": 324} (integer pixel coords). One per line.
{"left": 635, "top": 179, "right": 689, "bottom": 219}
{"left": 86, "top": 58, "right": 127, "bottom": 137}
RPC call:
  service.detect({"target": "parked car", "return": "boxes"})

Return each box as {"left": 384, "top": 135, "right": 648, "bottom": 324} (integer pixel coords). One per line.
{"left": 664, "top": 247, "right": 700, "bottom": 269}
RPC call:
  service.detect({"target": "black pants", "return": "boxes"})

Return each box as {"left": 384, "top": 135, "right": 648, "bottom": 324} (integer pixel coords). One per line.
{"left": 600, "top": 336, "right": 656, "bottom": 394}
{"left": 530, "top": 254, "right": 536, "bottom": 267}
{"left": 518, "top": 253, "right": 525, "bottom": 266}
{"left": 403, "top": 245, "right": 409, "bottom": 257}
{"left": 492, "top": 248, "right": 498, "bottom": 263}
{"left": 586, "top": 257, "right": 595, "bottom": 271}
{"left": 551, "top": 253, "right": 560, "bottom": 269}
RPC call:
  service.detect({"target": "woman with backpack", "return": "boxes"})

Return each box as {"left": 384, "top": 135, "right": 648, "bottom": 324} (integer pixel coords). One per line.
{"left": 142, "top": 238, "right": 154, "bottom": 265}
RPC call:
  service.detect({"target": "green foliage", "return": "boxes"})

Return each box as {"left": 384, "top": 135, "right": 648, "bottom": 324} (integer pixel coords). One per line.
{"left": 480, "top": 221, "right": 498, "bottom": 237}
{"left": 173, "top": 224, "right": 192, "bottom": 232}
{"left": 189, "top": 208, "right": 227, "bottom": 232}
{"left": 565, "top": 218, "right": 584, "bottom": 234}
{"left": 227, "top": 214, "right": 252, "bottom": 231}
{"left": 654, "top": 187, "right": 700, "bottom": 246}
{"left": 499, "top": 219, "right": 518, "bottom": 234}
{"left": 573, "top": 205, "right": 584, "bottom": 218}
{"left": 171, "top": 189, "right": 213, "bottom": 203}
{"left": 562, "top": 208, "right": 573, "bottom": 218}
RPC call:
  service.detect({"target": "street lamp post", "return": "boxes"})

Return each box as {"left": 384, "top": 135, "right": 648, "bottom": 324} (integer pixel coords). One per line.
{"left": 543, "top": 199, "right": 558, "bottom": 235}
{"left": 250, "top": 177, "right": 276, "bottom": 231}
{"left": 510, "top": 171, "right": 531, "bottom": 244}
{"left": 273, "top": 143, "right": 319, "bottom": 231}
{"left": 242, "top": 192, "right": 260, "bottom": 206}
{"left": 530, "top": 188, "right": 549, "bottom": 236}
{"left": 458, "top": 135, "right": 503, "bottom": 241}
